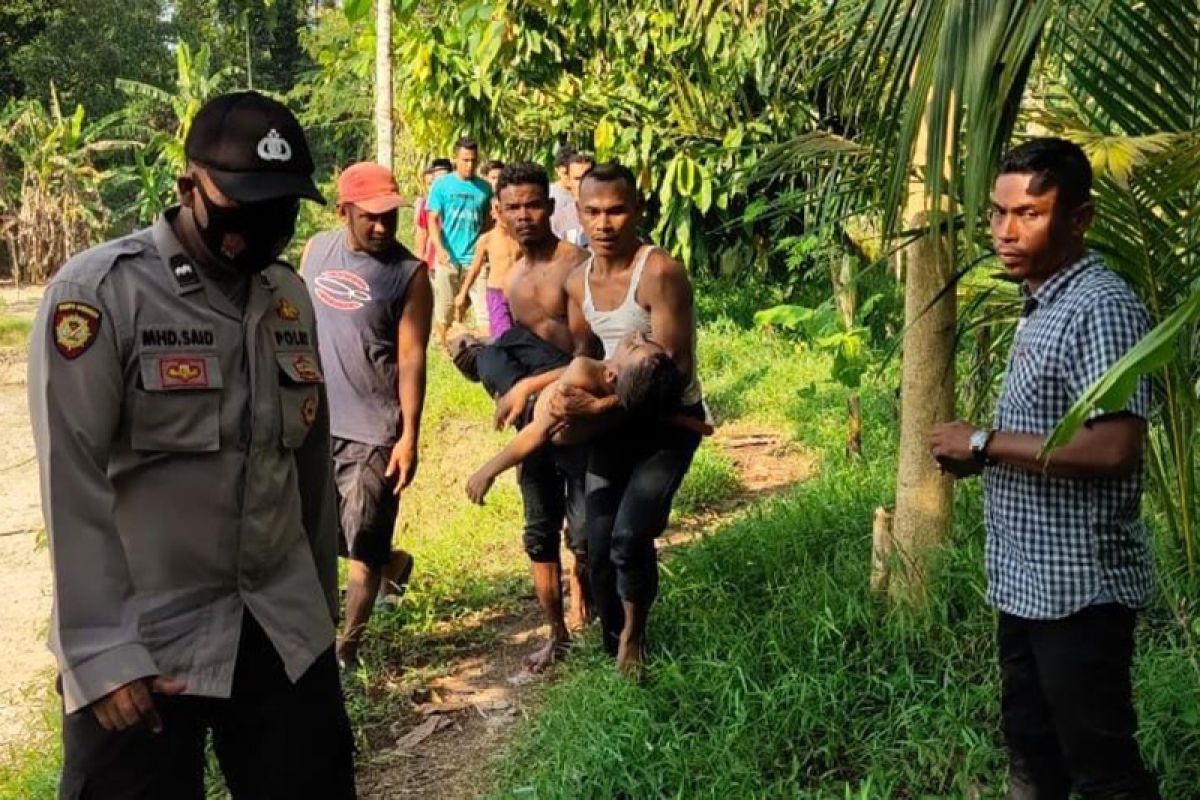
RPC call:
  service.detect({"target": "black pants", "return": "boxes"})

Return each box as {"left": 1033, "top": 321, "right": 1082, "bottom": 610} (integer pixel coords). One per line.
{"left": 999, "top": 604, "right": 1158, "bottom": 799}
{"left": 519, "top": 442, "right": 588, "bottom": 562}
{"left": 585, "top": 406, "right": 702, "bottom": 654}
{"left": 476, "top": 324, "right": 571, "bottom": 399}
{"left": 59, "top": 614, "right": 355, "bottom": 800}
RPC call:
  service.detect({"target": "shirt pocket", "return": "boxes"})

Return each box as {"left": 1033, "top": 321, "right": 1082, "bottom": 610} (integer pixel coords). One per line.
{"left": 275, "top": 351, "right": 323, "bottom": 448}
{"left": 132, "top": 354, "right": 223, "bottom": 452}
{"left": 1000, "top": 342, "right": 1047, "bottom": 416}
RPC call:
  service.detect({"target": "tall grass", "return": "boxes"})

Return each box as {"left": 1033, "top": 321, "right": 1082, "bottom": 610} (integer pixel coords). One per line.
{"left": 490, "top": 327, "right": 1200, "bottom": 799}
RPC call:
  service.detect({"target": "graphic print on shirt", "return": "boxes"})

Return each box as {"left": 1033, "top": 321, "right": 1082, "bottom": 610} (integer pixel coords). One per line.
{"left": 313, "top": 269, "right": 373, "bottom": 311}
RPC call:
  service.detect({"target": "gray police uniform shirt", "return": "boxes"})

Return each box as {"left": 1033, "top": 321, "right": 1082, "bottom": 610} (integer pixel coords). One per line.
{"left": 28, "top": 209, "right": 338, "bottom": 714}
{"left": 303, "top": 230, "right": 422, "bottom": 447}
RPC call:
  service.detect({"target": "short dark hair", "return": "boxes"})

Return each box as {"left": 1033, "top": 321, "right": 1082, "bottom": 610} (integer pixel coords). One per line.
{"left": 998, "top": 137, "right": 1092, "bottom": 211}
{"left": 428, "top": 157, "right": 452, "bottom": 173}
{"left": 615, "top": 351, "right": 684, "bottom": 419}
{"left": 579, "top": 161, "right": 638, "bottom": 200}
{"left": 496, "top": 162, "right": 550, "bottom": 199}
{"left": 568, "top": 151, "right": 596, "bottom": 168}
{"left": 553, "top": 145, "right": 578, "bottom": 169}
{"left": 483, "top": 159, "right": 505, "bottom": 174}
{"left": 454, "top": 137, "right": 479, "bottom": 153}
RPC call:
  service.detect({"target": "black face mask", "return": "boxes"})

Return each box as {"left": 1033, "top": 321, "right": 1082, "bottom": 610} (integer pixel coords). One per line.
{"left": 194, "top": 181, "right": 299, "bottom": 273}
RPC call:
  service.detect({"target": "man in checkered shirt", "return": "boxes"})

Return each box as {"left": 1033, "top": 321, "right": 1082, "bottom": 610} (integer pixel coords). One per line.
{"left": 930, "top": 138, "right": 1159, "bottom": 799}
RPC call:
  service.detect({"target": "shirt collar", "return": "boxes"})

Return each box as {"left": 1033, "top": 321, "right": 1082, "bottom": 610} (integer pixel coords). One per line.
{"left": 1022, "top": 251, "right": 1100, "bottom": 308}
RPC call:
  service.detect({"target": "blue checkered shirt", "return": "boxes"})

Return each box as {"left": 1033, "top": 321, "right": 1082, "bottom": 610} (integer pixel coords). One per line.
{"left": 983, "top": 253, "right": 1154, "bottom": 620}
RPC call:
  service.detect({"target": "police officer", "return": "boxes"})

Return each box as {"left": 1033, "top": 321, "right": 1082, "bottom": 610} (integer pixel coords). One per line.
{"left": 29, "top": 91, "right": 355, "bottom": 798}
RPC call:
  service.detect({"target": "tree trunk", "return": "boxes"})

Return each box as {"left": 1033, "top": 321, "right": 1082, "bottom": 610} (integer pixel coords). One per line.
{"left": 374, "top": 0, "right": 393, "bottom": 169}
{"left": 889, "top": 212, "right": 955, "bottom": 605}
{"left": 832, "top": 254, "right": 863, "bottom": 457}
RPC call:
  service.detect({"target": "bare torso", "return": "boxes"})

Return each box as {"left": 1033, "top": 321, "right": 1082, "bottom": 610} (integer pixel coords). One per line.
{"left": 483, "top": 226, "right": 522, "bottom": 290}
{"left": 506, "top": 239, "right": 588, "bottom": 355}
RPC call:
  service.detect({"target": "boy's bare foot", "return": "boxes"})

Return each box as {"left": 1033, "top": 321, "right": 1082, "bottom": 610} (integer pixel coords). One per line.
{"left": 615, "top": 635, "right": 646, "bottom": 681}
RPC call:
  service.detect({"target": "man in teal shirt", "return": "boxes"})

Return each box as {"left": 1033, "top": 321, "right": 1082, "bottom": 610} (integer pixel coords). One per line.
{"left": 428, "top": 137, "right": 493, "bottom": 348}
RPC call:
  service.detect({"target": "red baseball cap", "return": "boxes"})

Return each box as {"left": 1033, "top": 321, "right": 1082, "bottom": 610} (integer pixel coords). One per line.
{"left": 337, "top": 162, "right": 403, "bottom": 213}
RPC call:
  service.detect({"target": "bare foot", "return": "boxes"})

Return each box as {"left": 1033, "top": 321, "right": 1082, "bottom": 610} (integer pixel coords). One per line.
{"left": 524, "top": 636, "right": 570, "bottom": 674}
{"left": 565, "top": 601, "right": 592, "bottom": 632}
{"left": 616, "top": 636, "right": 646, "bottom": 680}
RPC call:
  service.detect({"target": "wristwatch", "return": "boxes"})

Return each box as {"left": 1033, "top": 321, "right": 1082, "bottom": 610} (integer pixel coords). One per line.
{"left": 969, "top": 428, "right": 996, "bottom": 466}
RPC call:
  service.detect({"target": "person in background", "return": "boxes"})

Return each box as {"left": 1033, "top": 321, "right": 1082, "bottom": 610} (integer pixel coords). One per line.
{"left": 414, "top": 158, "right": 452, "bottom": 269}
{"left": 563, "top": 152, "right": 596, "bottom": 247}
{"left": 549, "top": 144, "right": 578, "bottom": 240}
{"left": 29, "top": 91, "right": 354, "bottom": 797}
{"left": 427, "top": 138, "right": 492, "bottom": 347}
{"left": 483, "top": 159, "right": 505, "bottom": 192}
{"left": 455, "top": 191, "right": 521, "bottom": 339}
{"left": 929, "top": 137, "right": 1159, "bottom": 800}
{"left": 301, "top": 162, "right": 433, "bottom": 671}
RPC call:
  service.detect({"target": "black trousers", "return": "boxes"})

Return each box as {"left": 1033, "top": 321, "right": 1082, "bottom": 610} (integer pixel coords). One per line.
{"left": 585, "top": 406, "right": 702, "bottom": 655}
{"left": 998, "top": 604, "right": 1158, "bottom": 799}
{"left": 59, "top": 613, "right": 355, "bottom": 800}
{"left": 476, "top": 324, "right": 571, "bottom": 399}
{"left": 519, "top": 442, "right": 588, "bottom": 563}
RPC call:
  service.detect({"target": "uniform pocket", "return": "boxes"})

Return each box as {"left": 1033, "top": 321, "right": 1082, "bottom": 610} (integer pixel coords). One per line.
{"left": 131, "top": 354, "right": 222, "bottom": 452}
{"left": 276, "top": 351, "right": 323, "bottom": 448}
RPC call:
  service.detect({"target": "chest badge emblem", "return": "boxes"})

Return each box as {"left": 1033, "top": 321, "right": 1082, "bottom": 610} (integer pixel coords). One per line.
{"left": 277, "top": 297, "right": 301, "bottom": 321}
{"left": 160, "top": 357, "right": 209, "bottom": 388}
{"left": 292, "top": 354, "right": 322, "bottom": 383}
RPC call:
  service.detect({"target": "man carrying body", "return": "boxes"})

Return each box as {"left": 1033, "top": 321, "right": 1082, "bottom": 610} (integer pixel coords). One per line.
{"left": 929, "top": 138, "right": 1159, "bottom": 799}
{"left": 302, "top": 162, "right": 433, "bottom": 670}
{"left": 454, "top": 162, "right": 594, "bottom": 668}
{"left": 29, "top": 91, "right": 354, "bottom": 797}
{"left": 428, "top": 138, "right": 492, "bottom": 346}
{"left": 414, "top": 158, "right": 452, "bottom": 268}
{"left": 532, "top": 162, "right": 706, "bottom": 676}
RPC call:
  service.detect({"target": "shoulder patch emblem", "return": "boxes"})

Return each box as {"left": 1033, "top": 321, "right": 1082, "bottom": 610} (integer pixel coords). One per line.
{"left": 277, "top": 297, "right": 301, "bottom": 321}
{"left": 52, "top": 302, "right": 102, "bottom": 359}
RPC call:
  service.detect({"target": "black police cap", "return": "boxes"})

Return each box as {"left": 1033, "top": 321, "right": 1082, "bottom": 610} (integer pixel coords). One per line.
{"left": 185, "top": 91, "right": 324, "bottom": 205}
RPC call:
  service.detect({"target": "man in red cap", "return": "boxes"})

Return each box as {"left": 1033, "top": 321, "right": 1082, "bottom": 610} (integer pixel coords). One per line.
{"left": 301, "top": 161, "right": 433, "bottom": 669}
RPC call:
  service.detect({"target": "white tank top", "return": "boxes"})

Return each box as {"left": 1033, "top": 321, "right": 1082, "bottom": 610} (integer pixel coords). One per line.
{"left": 582, "top": 245, "right": 703, "bottom": 407}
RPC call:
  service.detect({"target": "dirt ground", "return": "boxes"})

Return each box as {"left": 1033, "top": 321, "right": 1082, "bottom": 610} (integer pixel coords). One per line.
{"left": 0, "top": 285, "right": 55, "bottom": 751}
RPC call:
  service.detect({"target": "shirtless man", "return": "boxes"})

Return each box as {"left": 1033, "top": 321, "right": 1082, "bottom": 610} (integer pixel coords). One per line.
{"left": 455, "top": 202, "right": 521, "bottom": 338}
{"left": 454, "top": 162, "right": 593, "bottom": 670}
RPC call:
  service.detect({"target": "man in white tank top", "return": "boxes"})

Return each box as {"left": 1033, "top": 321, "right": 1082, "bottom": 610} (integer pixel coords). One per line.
{"left": 553, "top": 163, "right": 706, "bottom": 675}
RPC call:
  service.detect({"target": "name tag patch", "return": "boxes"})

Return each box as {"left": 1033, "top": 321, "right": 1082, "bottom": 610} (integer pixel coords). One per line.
{"left": 141, "top": 326, "right": 216, "bottom": 348}
{"left": 273, "top": 328, "right": 311, "bottom": 348}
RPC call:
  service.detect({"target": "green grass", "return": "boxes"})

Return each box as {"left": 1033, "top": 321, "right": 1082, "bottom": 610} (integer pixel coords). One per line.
{"left": 0, "top": 317, "right": 32, "bottom": 349}
{"left": 488, "top": 326, "right": 1200, "bottom": 799}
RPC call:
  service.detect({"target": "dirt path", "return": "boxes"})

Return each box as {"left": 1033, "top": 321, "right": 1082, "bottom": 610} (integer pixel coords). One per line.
{"left": 0, "top": 286, "right": 55, "bottom": 752}
{"left": 357, "top": 426, "right": 813, "bottom": 799}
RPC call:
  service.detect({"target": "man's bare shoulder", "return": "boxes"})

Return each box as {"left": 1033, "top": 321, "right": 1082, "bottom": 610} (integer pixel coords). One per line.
{"left": 563, "top": 259, "right": 587, "bottom": 299}
{"left": 644, "top": 246, "right": 687, "bottom": 281}
{"left": 554, "top": 240, "right": 589, "bottom": 269}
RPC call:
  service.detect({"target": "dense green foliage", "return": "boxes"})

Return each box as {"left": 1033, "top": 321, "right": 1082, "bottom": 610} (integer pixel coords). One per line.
{"left": 492, "top": 325, "right": 1200, "bottom": 799}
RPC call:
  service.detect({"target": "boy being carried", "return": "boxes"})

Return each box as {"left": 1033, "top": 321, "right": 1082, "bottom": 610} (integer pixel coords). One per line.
{"left": 467, "top": 331, "right": 710, "bottom": 503}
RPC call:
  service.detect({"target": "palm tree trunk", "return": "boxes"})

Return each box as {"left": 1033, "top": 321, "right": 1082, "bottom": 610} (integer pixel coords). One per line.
{"left": 374, "top": 0, "right": 393, "bottom": 169}
{"left": 833, "top": 254, "right": 863, "bottom": 457}
{"left": 888, "top": 212, "right": 955, "bottom": 604}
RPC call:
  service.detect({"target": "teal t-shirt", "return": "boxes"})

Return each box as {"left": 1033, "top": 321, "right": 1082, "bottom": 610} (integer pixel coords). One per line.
{"left": 426, "top": 173, "right": 492, "bottom": 267}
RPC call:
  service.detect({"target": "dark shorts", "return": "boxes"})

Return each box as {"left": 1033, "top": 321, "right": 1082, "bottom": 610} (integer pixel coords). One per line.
{"left": 59, "top": 613, "right": 355, "bottom": 800}
{"left": 333, "top": 437, "right": 400, "bottom": 568}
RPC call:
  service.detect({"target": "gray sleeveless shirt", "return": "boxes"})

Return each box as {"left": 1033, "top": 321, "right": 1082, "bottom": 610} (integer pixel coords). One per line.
{"left": 304, "top": 229, "right": 422, "bottom": 446}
